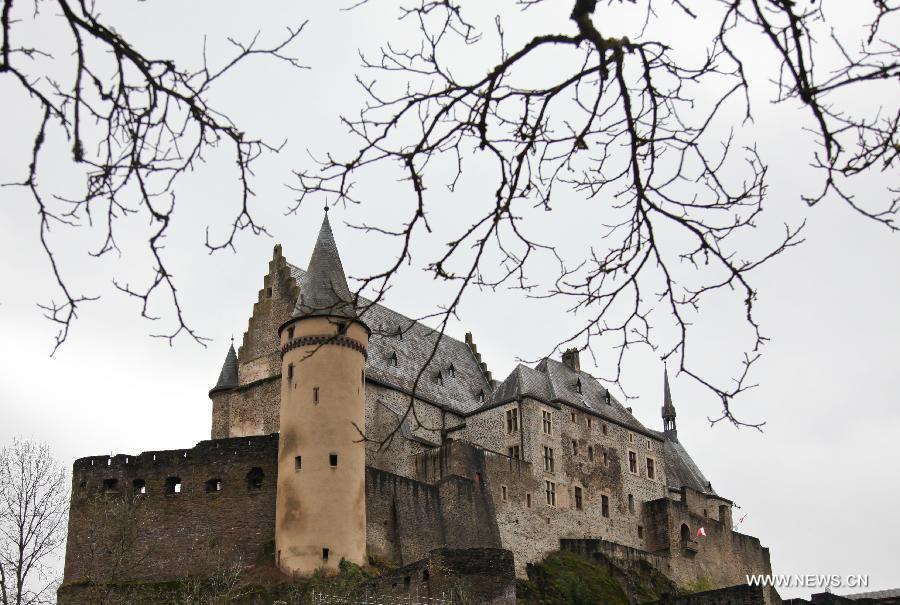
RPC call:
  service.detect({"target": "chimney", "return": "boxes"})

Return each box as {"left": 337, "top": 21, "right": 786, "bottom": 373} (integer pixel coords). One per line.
{"left": 561, "top": 348, "right": 580, "bottom": 372}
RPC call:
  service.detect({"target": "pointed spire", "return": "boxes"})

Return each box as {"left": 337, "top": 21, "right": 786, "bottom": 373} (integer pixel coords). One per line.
{"left": 662, "top": 367, "right": 677, "bottom": 438}
{"left": 210, "top": 343, "right": 239, "bottom": 395}
{"left": 292, "top": 212, "right": 357, "bottom": 320}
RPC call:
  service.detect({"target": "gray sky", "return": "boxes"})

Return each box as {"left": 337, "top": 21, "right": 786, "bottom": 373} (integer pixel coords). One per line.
{"left": 1, "top": 1, "right": 898, "bottom": 599}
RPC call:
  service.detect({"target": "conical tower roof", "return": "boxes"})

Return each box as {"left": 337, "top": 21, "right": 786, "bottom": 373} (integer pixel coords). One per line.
{"left": 210, "top": 343, "right": 239, "bottom": 394}
{"left": 292, "top": 212, "right": 357, "bottom": 320}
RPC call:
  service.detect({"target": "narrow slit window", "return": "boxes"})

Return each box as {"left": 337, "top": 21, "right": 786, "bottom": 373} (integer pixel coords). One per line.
{"left": 501, "top": 485, "right": 508, "bottom": 502}
{"left": 526, "top": 493, "right": 532, "bottom": 508}
{"left": 295, "top": 456, "right": 302, "bottom": 470}
{"left": 574, "top": 486, "right": 583, "bottom": 510}
{"left": 588, "top": 446, "right": 594, "bottom": 461}
{"left": 601, "top": 494, "right": 610, "bottom": 518}
{"left": 313, "top": 387, "right": 320, "bottom": 404}
{"left": 628, "top": 494, "right": 635, "bottom": 513}
{"left": 287, "top": 363, "right": 294, "bottom": 381}
{"left": 287, "top": 327, "right": 294, "bottom": 340}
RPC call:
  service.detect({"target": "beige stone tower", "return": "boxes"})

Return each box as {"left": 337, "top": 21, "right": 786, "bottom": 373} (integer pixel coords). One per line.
{"left": 275, "top": 212, "right": 370, "bottom": 575}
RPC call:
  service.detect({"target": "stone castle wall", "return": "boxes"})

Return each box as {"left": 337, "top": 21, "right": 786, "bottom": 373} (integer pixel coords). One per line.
{"left": 61, "top": 434, "right": 279, "bottom": 595}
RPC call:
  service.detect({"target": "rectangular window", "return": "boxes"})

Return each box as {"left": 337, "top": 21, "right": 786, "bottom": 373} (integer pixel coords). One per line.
{"left": 574, "top": 486, "right": 583, "bottom": 510}
{"left": 322, "top": 548, "right": 329, "bottom": 561}
{"left": 505, "top": 408, "right": 519, "bottom": 433}
{"left": 603, "top": 451, "right": 608, "bottom": 466}
{"left": 572, "top": 440, "right": 578, "bottom": 455}
{"left": 646, "top": 457, "right": 655, "bottom": 480}
{"left": 329, "top": 453, "right": 338, "bottom": 467}
{"left": 295, "top": 456, "right": 302, "bottom": 471}
{"left": 313, "top": 387, "right": 320, "bottom": 404}
{"left": 545, "top": 480, "right": 556, "bottom": 507}
{"left": 629, "top": 451, "right": 638, "bottom": 474}
{"left": 526, "top": 493, "right": 532, "bottom": 508}
{"left": 571, "top": 412, "right": 576, "bottom": 423}
{"left": 601, "top": 494, "right": 610, "bottom": 518}
{"left": 602, "top": 423, "right": 608, "bottom": 435}
{"left": 543, "top": 447, "right": 555, "bottom": 473}
{"left": 588, "top": 446, "right": 594, "bottom": 461}
{"left": 629, "top": 432, "right": 635, "bottom": 443}
{"left": 507, "top": 445, "right": 520, "bottom": 459}
{"left": 647, "top": 438, "right": 652, "bottom": 450}
{"left": 501, "top": 485, "right": 508, "bottom": 502}
{"left": 628, "top": 494, "right": 635, "bottom": 513}
{"left": 638, "top": 525, "right": 644, "bottom": 539}
{"left": 287, "top": 326, "right": 294, "bottom": 340}
{"left": 542, "top": 410, "right": 552, "bottom": 435}
{"left": 587, "top": 417, "right": 592, "bottom": 429}
{"left": 287, "top": 363, "right": 294, "bottom": 381}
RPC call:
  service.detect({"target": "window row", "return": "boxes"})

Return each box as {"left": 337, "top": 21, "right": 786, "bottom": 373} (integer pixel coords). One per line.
{"left": 96, "top": 467, "right": 266, "bottom": 495}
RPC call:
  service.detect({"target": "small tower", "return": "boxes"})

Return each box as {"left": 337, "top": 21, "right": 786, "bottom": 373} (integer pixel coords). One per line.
{"left": 275, "top": 212, "right": 370, "bottom": 575}
{"left": 209, "top": 342, "right": 239, "bottom": 439}
{"left": 661, "top": 368, "right": 677, "bottom": 440}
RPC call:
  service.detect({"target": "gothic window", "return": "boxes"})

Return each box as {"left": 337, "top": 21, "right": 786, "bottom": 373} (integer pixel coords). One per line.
{"left": 246, "top": 468, "right": 264, "bottom": 490}
{"left": 545, "top": 481, "right": 556, "bottom": 507}
{"left": 505, "top": 408, "right": 518, "bottom": 433}
{"left": 629, "top": 451, "right": 638, "bottom": 474}
{"left": 542, "top": 410, "right": 552, "bottom": 435}
{"left": 543, "top": 447, "right": 555, "bottom": 473}
{"left": 206, "top": 478, "right": 222, "bottom": 493}
{"left": 574, "top": 486, "right": 583, "bottom": 510}
{"left": 601, "top": 494, "right": 610, "bottom": 518}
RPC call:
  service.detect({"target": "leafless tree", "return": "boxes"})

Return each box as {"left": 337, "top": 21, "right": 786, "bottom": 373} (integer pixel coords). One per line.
{"left": 0, "top": 0, "right": 305, "bottom": 353}
{"left": 0, "top": 438, "right": 68, "bottom": 605}
{"left": 291, "top": 0, "right": 898, "bottom": 428}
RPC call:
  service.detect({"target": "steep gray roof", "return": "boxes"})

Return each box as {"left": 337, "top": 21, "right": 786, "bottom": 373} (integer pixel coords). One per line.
{"left": 661, "top": 438, "right": 715, "bottom": 494}
{"left": 292, "top": 214, "right": 357, "bottom": 320}
{"left": 288, "top": 264, "right": 493, "bottom": 414}
{"left": 210, "top": 344, "right": 239, "bottom": 394}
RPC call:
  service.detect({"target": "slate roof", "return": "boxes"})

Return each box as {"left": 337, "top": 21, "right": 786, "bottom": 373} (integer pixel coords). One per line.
{"left": 659, "top": 435, "right": 716, "bottom": 495}
{"left": 210, "top": 344, "right": 239, "bottom": 394}
{"left": 288, "top": 264, "right": 493, "bottom": 414}
{"left": 292, "top": 214, "right": 357, "bottom": 320}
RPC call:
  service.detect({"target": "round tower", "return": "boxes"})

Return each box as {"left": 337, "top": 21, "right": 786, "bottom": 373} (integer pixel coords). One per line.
{"left": 275, "top": 213, "right": 370, "bottom": 575}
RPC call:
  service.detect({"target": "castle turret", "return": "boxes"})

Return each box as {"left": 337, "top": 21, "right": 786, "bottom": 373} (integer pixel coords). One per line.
{"left": 209, "top": 342, "right": 239, "bottom": 438}
{"left": 662, "top": 368, "right": 677, "bottom": 439}
{"left": 275, "top": 212, "right": 370, "bottom": 575}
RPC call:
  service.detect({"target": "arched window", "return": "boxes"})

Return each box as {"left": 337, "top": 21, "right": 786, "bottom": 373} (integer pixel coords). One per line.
{"left": 165, "top": 476, "right": 182, "bottom": 495}
{"left": 680, "top": 523, "right": 691, "bottom": 543}
{"left": 247, "top": 467, "right": 265, "bottom": 491}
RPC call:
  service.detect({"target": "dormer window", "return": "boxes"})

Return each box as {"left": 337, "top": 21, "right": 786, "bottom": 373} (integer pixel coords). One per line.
{"left": 448, "top": 364, "right": 456, "bottom": 378}
{"left": 436, "top": 372, "right": 444, "bottom": 386}
{"left": 477, "top": 390, "right": 485, "bottom": 403}
{"left": 395, "top": 326, "right": 403, "bottom": 340}
{"left": 575, "top": 379, "right": 582, "bottom": 394}
{"left": 389, "top": 352, "right": 399, "bottom": 367}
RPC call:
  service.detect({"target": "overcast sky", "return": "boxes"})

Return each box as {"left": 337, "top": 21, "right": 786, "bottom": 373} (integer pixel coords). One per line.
{"left": 1, "top": 1, "right": 898, "bottom": 600}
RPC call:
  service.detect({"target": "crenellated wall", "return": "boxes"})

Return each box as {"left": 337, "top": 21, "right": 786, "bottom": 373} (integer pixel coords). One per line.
{"left": 61, "top": 434, "right": 279, "bottom": 595}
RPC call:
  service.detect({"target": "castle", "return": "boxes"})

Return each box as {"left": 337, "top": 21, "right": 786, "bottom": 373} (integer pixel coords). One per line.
{"left": 58, "top": 214, "right": 776, "bottom": 603}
